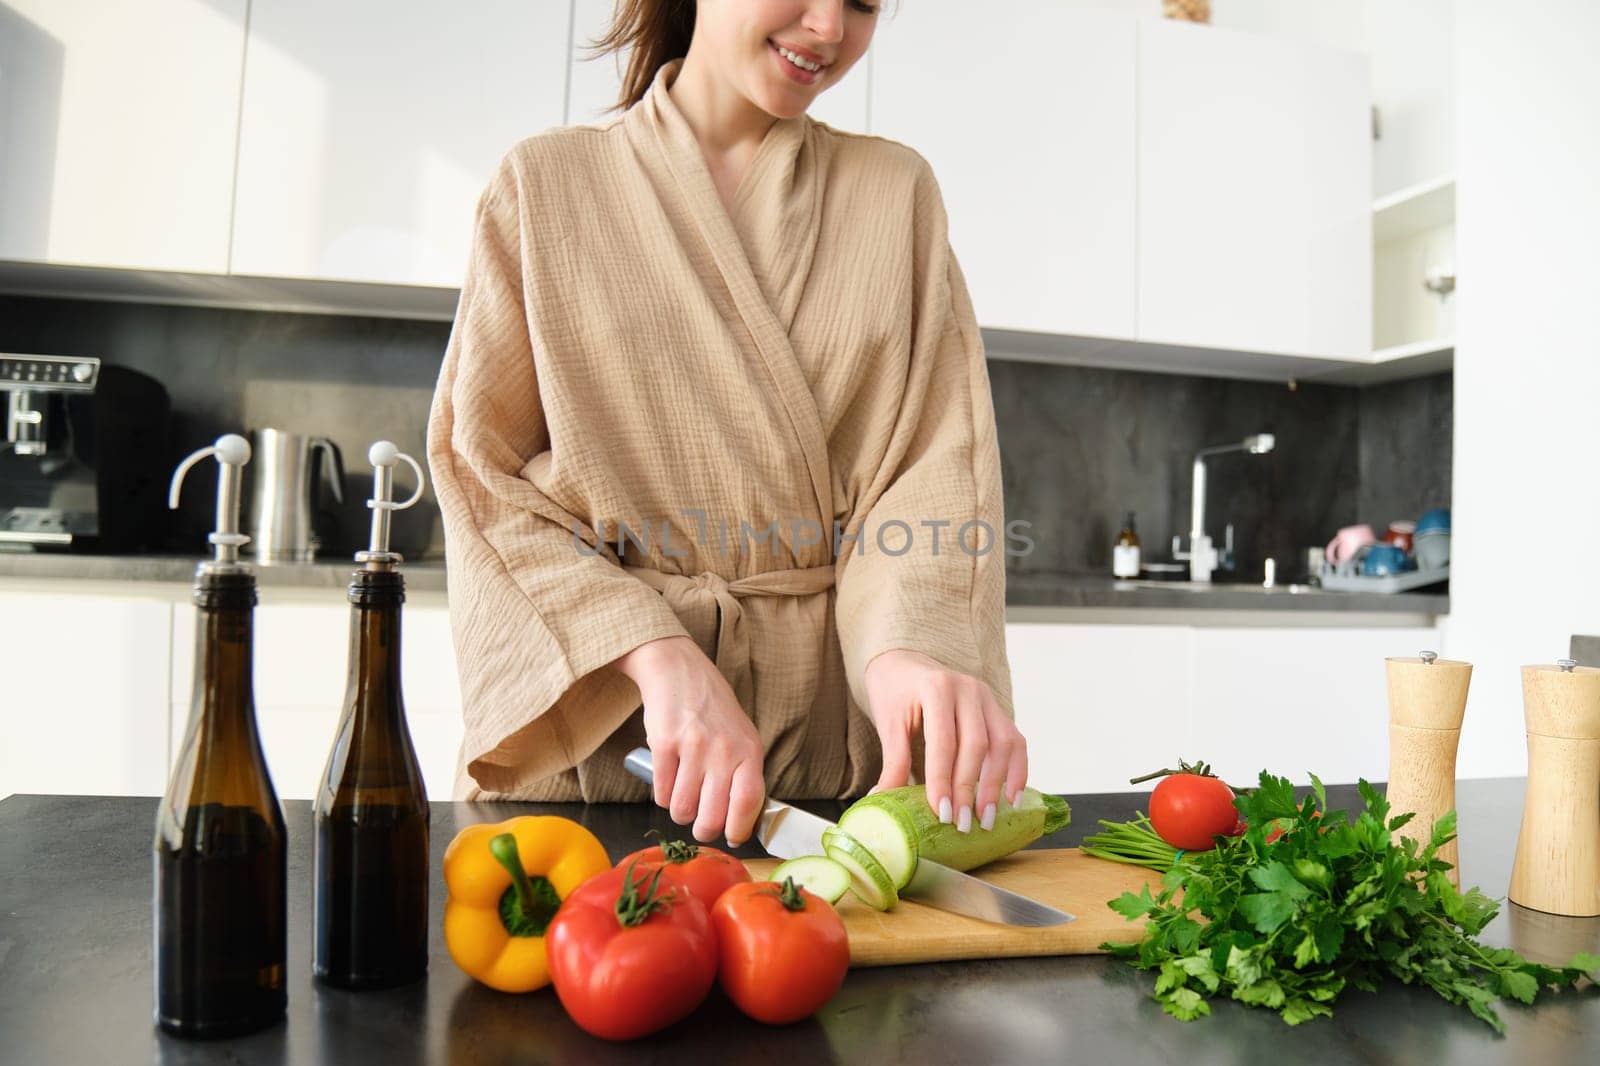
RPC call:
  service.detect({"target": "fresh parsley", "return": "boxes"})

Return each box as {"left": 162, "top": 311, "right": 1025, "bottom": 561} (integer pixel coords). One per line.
{"left": 1101, "top": 772, "right": 1600, "bottom": 1031}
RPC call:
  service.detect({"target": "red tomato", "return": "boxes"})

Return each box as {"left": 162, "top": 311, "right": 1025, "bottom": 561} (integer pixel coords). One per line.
{"left": 617, "top": 838, "right": 751, "bottom": 908}
{"left": 1148, "top": 773, "right": 1239, "bottom": 851}
{"left": 546, "top": 861, "right": 717, "bottom": 1041}
{"left": 711, "top": 878, "right": 849, "bottom": 1025}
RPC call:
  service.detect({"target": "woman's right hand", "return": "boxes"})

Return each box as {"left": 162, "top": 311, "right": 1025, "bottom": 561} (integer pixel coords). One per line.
{"left": 612, "top": 636, "right": 767, "bottom": 846}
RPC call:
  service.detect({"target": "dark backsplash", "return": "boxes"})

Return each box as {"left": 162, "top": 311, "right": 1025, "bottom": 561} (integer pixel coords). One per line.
{"left": 1, "top": 295, "right": 451, "bottom": 559}
{"left": 991, "top": 361, "right": 1452, "bottom": 580}
{"left": 2, "top": 295, "right": 1451, "bottom": 574}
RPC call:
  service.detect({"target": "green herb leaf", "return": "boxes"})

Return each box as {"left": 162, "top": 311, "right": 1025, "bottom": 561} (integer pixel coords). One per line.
{"left": 1161, "top": 987, "right": 1212, "bottom": 1021}
{"left": 1109, "top": 884, "right": 1158, "bottom": 920}
{"left": 1105, "top": 770, "right": 1594, "bottom": 1032}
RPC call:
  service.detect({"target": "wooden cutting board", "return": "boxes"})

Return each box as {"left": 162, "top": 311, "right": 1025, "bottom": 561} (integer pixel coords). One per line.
{"left": 745, "top": 848, "right": 1160, "bottom": 967}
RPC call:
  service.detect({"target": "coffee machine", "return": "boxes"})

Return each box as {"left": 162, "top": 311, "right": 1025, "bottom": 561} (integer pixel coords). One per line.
{"left": 0, "top": 353, "right": 171, "bottom": 551}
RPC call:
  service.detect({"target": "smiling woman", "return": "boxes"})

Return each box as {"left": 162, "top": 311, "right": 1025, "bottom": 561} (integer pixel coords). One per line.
{"left": 427, "top": 0, "right": 1026, "bottom": 847}
{"left": 590, "top": 0, "right": 884, "bottom": 116}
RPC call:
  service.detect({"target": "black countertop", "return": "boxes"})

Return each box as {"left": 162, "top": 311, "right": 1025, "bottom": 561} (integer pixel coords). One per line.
{"left": 0, "top": 553, "right": 1448, "bottom": 618}
{"left": 1, "top": 780, "right": 1591, "bottom": 1065}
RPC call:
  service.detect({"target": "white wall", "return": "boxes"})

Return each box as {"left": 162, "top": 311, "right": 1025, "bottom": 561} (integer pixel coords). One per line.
{"left": 1446, "top": 0, "right": 1600, "bottom": 778}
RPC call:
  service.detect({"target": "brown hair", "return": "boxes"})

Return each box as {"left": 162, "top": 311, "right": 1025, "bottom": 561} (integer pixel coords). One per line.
{"left": 584, "top": 0, "right": 697, "bottom": 114}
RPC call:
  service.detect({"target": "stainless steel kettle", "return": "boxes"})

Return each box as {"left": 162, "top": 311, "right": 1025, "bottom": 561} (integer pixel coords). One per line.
{"left": 246, "top": 428, "right": 344, "bottom": 562}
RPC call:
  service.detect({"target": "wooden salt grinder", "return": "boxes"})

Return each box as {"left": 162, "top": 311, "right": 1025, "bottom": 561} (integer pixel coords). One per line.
{"left": 1509, "top": 660, "right": 1600, "bottom": 917}
{"left": 1386, "top": 650, "right": 1472, "bottom": 886}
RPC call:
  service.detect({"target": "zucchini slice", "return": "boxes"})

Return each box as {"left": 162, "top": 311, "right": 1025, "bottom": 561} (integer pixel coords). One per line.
{"left": 837, "top": 798, "right": 919, "bottom": 890}
{"left": 821, "top": 826, "right": 898, "bottom": 911}
{"left": 770, "top": 855, "right": 852, "bottom": 905}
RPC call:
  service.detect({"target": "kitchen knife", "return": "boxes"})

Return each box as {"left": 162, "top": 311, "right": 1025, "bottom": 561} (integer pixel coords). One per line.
{"left": 622, "top": 747, "right": 1075, "bottom": 928}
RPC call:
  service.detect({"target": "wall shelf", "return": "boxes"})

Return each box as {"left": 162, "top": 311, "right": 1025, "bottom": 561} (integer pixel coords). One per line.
{"left": 1374, "top": 174, "right": 1456, "bottom": 243}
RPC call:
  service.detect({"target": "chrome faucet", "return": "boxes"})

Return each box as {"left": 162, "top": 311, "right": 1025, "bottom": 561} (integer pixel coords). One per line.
{"left": 1171, "top": 433, "right": 1276, "bottom": 583}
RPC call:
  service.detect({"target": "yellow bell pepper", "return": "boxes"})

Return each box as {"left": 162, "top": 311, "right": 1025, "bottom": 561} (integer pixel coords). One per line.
{"left": 443, "top": 815, "right": 611, "bottom": 992}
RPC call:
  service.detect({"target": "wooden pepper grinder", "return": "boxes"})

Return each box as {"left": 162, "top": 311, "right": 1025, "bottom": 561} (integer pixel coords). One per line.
{"left": 1509, "top": 659, "right": 1600, "bottom": 917}
{"left": 1385, "top": 650, "right": 1472, "bottom": 885}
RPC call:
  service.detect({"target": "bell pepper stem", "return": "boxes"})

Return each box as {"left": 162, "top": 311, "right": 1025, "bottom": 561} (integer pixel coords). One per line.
{"left": 489, "top": 833, "right": 538, "bottom": 915}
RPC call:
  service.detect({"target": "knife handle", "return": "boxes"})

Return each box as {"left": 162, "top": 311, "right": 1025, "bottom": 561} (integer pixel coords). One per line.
{"left": 623, "top": 746, "right": 654, "bottom": 786}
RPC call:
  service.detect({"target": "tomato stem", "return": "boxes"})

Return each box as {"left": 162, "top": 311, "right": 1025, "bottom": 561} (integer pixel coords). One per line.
{"left": 644, "top": 829, "right": 700, "bottom": 864}
{"left": 757, "top": 876, "right": 809, "bottom": 912}
{"left": 613, "top": 859, "right": 676, "bottom": 928}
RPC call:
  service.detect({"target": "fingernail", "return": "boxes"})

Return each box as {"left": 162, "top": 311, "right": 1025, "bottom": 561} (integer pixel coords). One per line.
{"left": 957, "top": 805, "right": 972, "bottom": 834}
{"left": 938, "top": 797, "right": 953, "bottom": 824}
{"left": 981, "top": 804, "right": 996, "bottom": 832}
{"left": 867, "top": 784, "right": 882, "bottom": 795}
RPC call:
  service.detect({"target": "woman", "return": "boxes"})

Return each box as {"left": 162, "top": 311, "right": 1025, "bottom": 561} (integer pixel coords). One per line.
{"left": 428, "top": 0, "right": 1028, "bottom": 848}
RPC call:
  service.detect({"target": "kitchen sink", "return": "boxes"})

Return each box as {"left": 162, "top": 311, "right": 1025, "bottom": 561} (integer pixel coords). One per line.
{"left": 1116, "top": 580, "right": 1317, "bottom": 595}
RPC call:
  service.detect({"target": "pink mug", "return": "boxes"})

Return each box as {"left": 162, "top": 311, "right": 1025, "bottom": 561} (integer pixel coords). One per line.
{"left": 1326, "top": 524, "right": 1378, "bottom": 566}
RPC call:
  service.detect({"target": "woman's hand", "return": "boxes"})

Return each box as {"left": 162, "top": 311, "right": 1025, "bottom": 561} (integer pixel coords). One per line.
{"left": 613, "top": 636, "right": 767, "bottom": 846}
{"left": 862, "top": 649, "right": 1028, "bottom": 834}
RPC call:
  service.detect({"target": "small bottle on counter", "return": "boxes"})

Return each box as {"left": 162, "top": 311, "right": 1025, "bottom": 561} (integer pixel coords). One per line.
{"left": 313, "top": 442, "right": 431, "bottom": 988}
{"left": 1112, "top": 511, "right": 1142, "bottom": 578}
{"left": 155, "top": 435, "right": 287, "bottom": 1038}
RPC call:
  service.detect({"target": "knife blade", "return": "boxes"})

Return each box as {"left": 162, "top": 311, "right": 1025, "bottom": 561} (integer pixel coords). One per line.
{"left": 622, "top": 747, "right": 1075, "bottom": 928}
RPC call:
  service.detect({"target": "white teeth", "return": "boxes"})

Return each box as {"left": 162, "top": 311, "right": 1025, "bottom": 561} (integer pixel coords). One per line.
{"left": 776, "top": 44, "right": 823, "bottom": 73}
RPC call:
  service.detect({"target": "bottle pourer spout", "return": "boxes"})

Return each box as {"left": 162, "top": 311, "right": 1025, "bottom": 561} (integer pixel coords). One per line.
{"left": 169, "top": 434, "right": 252, "bottom": 569}
{"left": 357, "top": 440, "right": 426, "bottom": 567}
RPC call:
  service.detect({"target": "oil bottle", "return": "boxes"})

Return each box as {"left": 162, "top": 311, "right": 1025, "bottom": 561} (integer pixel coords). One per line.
{"left": 154, "top": 434, "right": 287, "bottom": 1038}
{"left": 313, "top": 442, "right": 431, "bottom": 987}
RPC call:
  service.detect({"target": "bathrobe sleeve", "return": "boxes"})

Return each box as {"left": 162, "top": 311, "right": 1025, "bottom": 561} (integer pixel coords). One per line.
{"left": 833, "top": 158, "right": 1015, "bottom": 720}
{"left": 427, "top": 160, "right": 691, "bottom": 794}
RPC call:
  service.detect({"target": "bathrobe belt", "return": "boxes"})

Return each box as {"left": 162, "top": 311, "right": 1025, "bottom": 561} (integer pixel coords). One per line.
{"left": 621, "top": 563, "right": 836, "bottom": 711}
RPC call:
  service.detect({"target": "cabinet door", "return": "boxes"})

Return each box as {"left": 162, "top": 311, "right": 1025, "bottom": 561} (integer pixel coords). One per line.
{"left": 1138, "top": 20, "right": 1371, "bottom": 358}
{"left": 0, "top": 0, "right": 244, "bottom": 272}
{"left": 567, "top": 0, "right": 868, "bottom": 131}
{"left": 1189, "top": 625, "right": 1438, "bottom": 787}
{"left": 1006, "top": 622, "right": 1191, "bottom": 794}
{"left": 0, "top": 590, "right": 171, "bottom": 798}
{"left": 230, "top": 1, "right": 570, "bottom": 287}
{"left": 870, "top": 8, "right": 1137, "bottom": 338}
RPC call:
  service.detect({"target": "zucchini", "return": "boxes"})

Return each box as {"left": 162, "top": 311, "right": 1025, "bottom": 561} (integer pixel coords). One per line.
{"left": 844, "top": 786, "right": 1070, "bottom": 873}
{"left": 836, "top": 798, "right": 918, "bottom": 889}
{"left": 770, "top": 856, "right": 852, "bottom": 905}
{"left": 821, "top": 826, "right": 898, "bottom": 911}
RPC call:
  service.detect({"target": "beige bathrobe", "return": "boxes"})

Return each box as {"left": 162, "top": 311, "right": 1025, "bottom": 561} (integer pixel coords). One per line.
{"left": 428, "top": 58, "right": 1012, "bottom": 802}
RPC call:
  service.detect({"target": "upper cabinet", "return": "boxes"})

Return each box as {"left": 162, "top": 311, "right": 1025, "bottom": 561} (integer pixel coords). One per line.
{"left": 0, "top": 5, "right": 1375, "bottom": 370}
{"left": 0, "top": 0, "right": 245, "bottom": 273}
{"left": 567, "top": 0, "right": 868, "bottom": 132}
{"left": 1136, "top": 20, "right": 1372, "bottom": 359}
{"left": 229, "top": 1, "right": 571, "bottom": 288}
{"left": 870, "top": 7, "right": 1138, "bottom": 340}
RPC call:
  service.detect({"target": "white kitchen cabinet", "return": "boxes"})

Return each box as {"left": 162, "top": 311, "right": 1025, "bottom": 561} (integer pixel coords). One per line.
{"left": 1007, "top": 622, "right": 1191, "bottom": 794}
{"left": 0, "top": 590, "right": 171, "bottom": 799}
{"left": 230, "top": 1, "right": 571, "bottom": 288}
{"left": 870, "top": 7, "right": 1138, "bottom": 340}
{"left": 566, "top": 0, "right": 869, "bottom": 131}
{"left": 170, "top": 597, "right": 463, "bottom": 803}
{"left": 1137, "top": 19, "right": 1371, "bottom": 359}
{"left": 0, "top": 0, "right": 245, "bottom": 273}
{"left": 1188, "top": 626, "right": 1435, "bottom": 789}
{"left": 1007, "top": 620, "right": 1438, "bottom": 795}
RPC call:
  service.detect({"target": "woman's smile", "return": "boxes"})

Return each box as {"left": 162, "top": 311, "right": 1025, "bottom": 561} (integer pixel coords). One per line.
{"left": 768, "top": 37, "right": 828, "bottom": 86}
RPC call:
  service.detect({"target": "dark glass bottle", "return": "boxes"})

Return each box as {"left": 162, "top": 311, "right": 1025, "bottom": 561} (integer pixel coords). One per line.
{"left": 154, "top": 570, "right": 287, "bottom": 1038}
{"left": 313, "top": 567, "right": 430, "bottom": 988}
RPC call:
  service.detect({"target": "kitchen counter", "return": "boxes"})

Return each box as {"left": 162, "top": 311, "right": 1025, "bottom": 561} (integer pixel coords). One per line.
{"left": 0, "top": 553, "right": 1448, "bottom": 623}
{"left": 1, "top": 780, "right": 1591, "bottom": 1066}
{"left": 1006, "top": 571, "right": 1447, "bottom": 625}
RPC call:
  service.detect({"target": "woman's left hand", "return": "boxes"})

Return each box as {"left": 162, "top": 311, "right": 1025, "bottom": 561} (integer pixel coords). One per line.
{"left": 861, "top": 649, "right": 1028, "bottom": 834}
